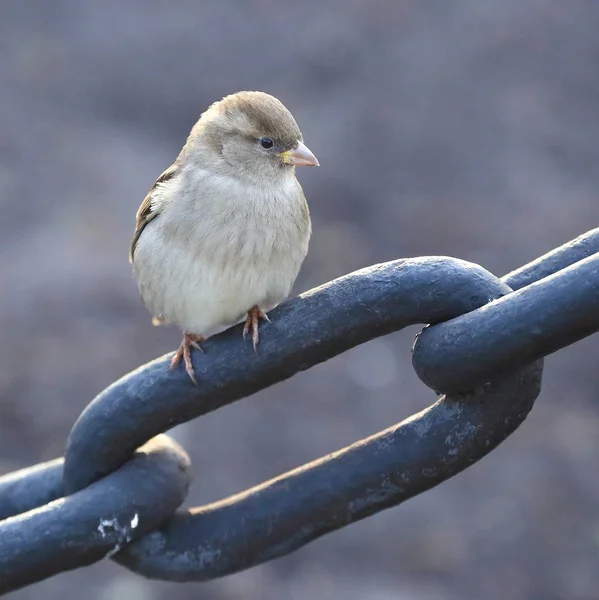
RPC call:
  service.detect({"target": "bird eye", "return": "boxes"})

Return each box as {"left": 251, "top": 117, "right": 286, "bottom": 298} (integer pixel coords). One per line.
{"left": 260, "top": 137, "right": 274, "bottom": 149}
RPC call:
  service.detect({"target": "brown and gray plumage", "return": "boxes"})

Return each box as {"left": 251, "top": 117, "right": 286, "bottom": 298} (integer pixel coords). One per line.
{"left": 130, "top": 91, "right": 319, "bottom": 383}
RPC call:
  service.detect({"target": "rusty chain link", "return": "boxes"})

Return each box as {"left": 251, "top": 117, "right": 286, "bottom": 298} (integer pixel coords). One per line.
{"left": 1, "top": 228, "right": 599, "bottom": 594}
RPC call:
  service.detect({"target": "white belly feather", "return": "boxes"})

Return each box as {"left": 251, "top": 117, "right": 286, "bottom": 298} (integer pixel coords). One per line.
{"left": 132, "top": 169, "right": 311, "bottom": 336}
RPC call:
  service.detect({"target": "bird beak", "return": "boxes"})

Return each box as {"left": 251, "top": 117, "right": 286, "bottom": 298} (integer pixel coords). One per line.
{"left": 279, "top": 141, "right": 320, "bottom": 167}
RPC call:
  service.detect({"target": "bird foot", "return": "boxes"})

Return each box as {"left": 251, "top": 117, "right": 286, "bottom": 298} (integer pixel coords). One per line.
{"left": 170, "top": 333, "right": 205, "bottom": 384}
{"left": 243, "top": 306, "right": 271, "bottom": 352}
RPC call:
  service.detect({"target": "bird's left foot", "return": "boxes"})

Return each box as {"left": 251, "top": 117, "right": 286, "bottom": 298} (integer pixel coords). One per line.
{"left": 243, "top": 306, "right": 271, "bottom": 351}
{"left": 170, "top": 332, "right": 205, "bottom": 384}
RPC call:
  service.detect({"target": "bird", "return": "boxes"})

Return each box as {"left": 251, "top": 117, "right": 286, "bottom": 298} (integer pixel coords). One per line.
{"left": 129, "top": 91, "right": 319, "bottom": 383}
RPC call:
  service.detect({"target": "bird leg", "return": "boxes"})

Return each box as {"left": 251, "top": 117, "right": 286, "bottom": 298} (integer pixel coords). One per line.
{"left": 243, "top": 305, "right": 271, "bottom": 351}
{"left": 170, "top": 332, "right": 205, "bottom": 384}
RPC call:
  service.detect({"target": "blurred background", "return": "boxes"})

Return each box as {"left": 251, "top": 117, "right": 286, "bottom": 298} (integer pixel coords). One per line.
{"left": 2, "top": 1, "right": 599, "bottom": 599}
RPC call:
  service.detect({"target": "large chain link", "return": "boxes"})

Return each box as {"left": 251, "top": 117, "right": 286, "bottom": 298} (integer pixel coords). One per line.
{"left": 1, "top": 228, "right": 599, "bottom": 594}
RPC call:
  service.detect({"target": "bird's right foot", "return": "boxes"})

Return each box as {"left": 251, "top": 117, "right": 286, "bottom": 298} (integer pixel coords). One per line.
{"left": 243, "top": 305, "right": 270, "bottom": 352}
{"left": 170, "top": 332, "right": 205, "bottom": 384}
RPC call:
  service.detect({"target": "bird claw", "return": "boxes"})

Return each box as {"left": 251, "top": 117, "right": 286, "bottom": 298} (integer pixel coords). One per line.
{"left": 243, "top": 306, "right": 269, "bottom": 353}
{"left": 189, "top": 340, "right": 204, "bottom": 352}
{"left": 170, "top": 333, "right": 205, "bottom": 384}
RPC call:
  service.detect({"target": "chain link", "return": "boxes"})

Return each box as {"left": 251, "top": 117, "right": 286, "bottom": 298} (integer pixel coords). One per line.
{"left": 1, "top": 228, "right": 599, "bottom": 594}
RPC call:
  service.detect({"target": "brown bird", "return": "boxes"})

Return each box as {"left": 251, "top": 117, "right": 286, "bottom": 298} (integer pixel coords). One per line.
{"left": 130, "top": 91, "right": 319, "bottom": 383}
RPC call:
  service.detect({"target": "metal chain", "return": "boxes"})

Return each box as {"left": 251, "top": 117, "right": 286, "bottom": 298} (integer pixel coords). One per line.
{"left": 1, "top": 228, "right": 599, "bottom": 594}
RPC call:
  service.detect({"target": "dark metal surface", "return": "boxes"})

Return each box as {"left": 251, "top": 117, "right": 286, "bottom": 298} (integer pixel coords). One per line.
{"left": 413, "top": 252, "right": 599, "bottom": 394}
{"left": 502, "top": 227, "right": 599, "bottom": 290}
{"left": 63, "top": 256, "right": 514, "bottom": 494}
{"left": 0, "top": 436, "right": 191, "bottom": 592}
{"left": 1, "top": 228, "right": 599, "bottom": 594}
{"left": 115, "top": 363, "right": 541, "bottom": 582}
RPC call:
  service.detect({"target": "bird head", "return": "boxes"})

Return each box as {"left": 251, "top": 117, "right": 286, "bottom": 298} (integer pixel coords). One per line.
{"left": 191, "top": 91, "right": 319, "bottom": 182}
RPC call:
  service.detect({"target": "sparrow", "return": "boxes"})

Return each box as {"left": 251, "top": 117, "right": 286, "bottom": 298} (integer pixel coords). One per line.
{"left": 129, "top": 91, "right": 319, "bottom": 383}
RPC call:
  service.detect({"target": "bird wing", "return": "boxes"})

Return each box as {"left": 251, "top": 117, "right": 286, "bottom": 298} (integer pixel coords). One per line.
{"left": 129, "top": 163, "right": 179, "bottom": 263}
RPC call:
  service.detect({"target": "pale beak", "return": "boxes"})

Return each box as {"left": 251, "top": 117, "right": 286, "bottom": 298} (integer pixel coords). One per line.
{"left": 279, "top": 141, "right": 320, "bottom": 167}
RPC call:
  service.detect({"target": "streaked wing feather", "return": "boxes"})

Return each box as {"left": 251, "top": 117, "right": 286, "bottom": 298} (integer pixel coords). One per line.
{"left": 129, "top": 163, "right": 179, "bottom": 263}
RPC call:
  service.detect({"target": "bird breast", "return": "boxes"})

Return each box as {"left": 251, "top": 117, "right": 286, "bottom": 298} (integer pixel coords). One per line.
{"left": 132, "top": 169, "right": 311, "bottom": 336}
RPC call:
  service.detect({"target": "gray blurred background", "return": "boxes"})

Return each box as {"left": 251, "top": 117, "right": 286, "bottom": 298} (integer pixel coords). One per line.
{"left": 2, "top": 1, "right": 599, "bottom": 599}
